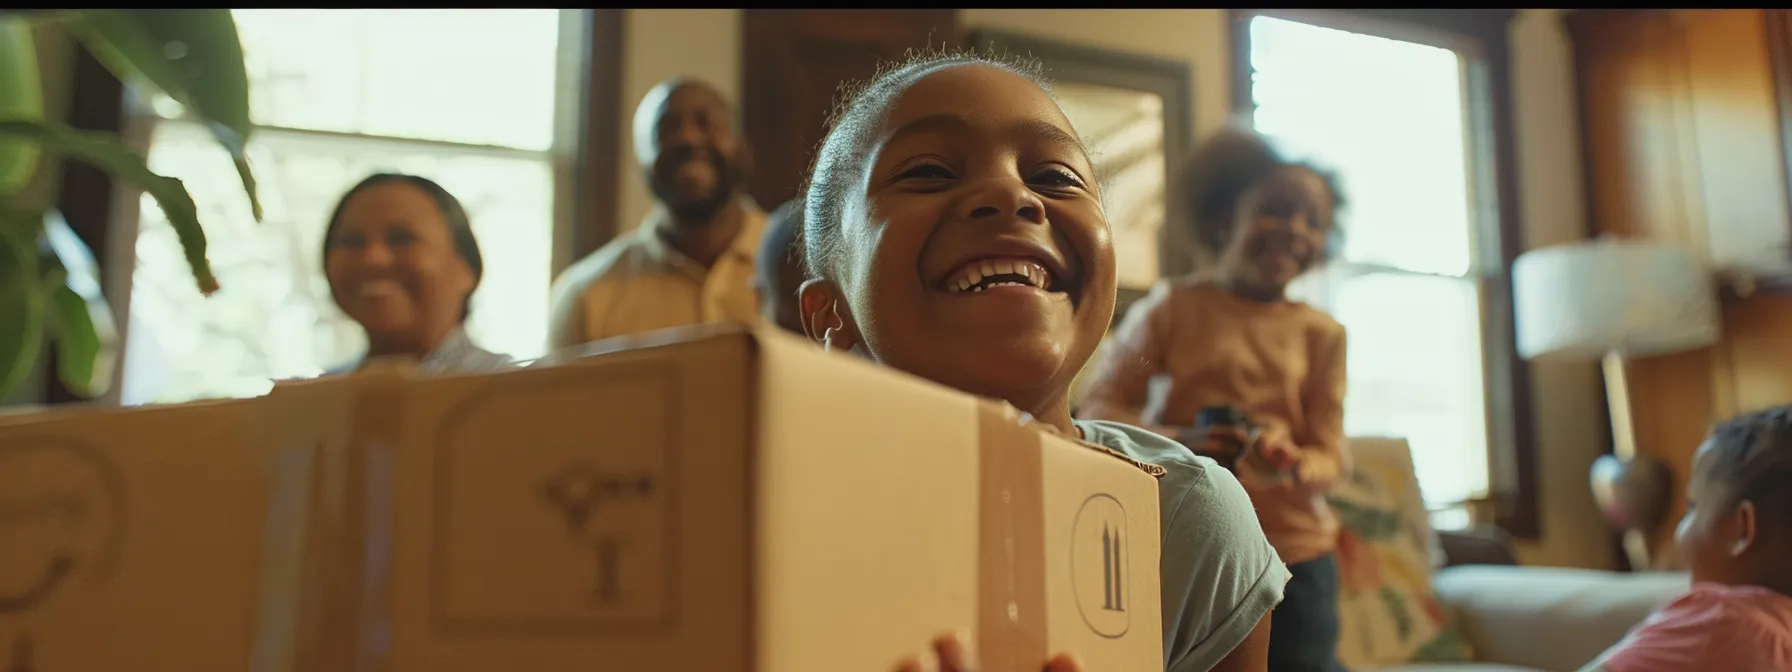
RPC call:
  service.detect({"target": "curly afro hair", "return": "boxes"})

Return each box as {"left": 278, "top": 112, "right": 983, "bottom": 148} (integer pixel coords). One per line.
{"left": 1173, "top": 125, "right": 1347, "bottom": 263}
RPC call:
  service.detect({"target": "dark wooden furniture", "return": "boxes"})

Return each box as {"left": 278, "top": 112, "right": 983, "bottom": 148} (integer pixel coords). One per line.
{"left": 1439, "top": 526, "right": 1520, "bottom": 568}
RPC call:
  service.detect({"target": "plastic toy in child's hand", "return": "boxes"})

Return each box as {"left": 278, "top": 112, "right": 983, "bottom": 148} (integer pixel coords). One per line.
{"left": 1181, "top": 405, "right": 1260, "bottom": 470}
{"left": 891, "top": 632, "right": 1085, "bottom": 672}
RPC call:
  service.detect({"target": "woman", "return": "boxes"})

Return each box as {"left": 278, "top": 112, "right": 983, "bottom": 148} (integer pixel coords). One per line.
{"left": 321, "top": 173, "right": 513, "bottom": 375}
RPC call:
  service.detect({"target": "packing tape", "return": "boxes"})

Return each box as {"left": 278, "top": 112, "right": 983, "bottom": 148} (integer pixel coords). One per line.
{"left": 976, "top": 402, "right": 1049, "bottom": 670}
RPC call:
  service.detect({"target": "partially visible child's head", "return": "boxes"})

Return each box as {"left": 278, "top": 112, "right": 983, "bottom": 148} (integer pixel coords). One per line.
{"left": 755, "top": 199, "right": 807, "bottom": 334}
{"left": 1678, "top": 405, "right": 1792, "bottom": 590}
{"left": 797, "top": 49, "right": 1117, "bottom": 429}
{"left": 1177, "top": 126, "right": 1345, "bottom": 296}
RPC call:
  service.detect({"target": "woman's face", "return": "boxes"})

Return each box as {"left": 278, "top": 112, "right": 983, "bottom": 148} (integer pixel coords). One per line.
{"left": 1218, "top": 165, "right": 1334, "bottom": 291}
{"left": 324, "top": 182, "right": 475, "bottom": 343}
{"left": 799, "top": 64, "right": 1117, "bottom": 418}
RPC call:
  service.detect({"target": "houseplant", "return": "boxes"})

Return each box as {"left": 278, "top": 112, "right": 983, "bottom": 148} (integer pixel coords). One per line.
{"left": 0, "top": 9, "right": 260, "bottom": 400}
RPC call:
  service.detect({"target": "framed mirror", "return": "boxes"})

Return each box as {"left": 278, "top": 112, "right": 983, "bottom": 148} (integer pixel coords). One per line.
{"left": 968, "top": 29, "right": 1194, "bottom": 324}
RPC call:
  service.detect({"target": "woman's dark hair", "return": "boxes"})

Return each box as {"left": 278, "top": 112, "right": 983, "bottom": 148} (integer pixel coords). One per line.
{"left": 322, "top": 173, "right": 484, "bottom": 322}
{"left": 1701, "top": 405, "right": 1792, "bottom": 520}
{"left": 799, "top": 47, "right": 1055, "bottom": 281}
{"left": 1175, "top": 126, "right": 1348, "bottom": 262}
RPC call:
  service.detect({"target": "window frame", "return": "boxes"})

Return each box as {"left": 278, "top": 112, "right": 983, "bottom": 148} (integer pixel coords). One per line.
{"left": 1228, "top": 8, "right": 1539, "bottom": 539}
{"left": 104, "top": 9, "right": 623, "bottom": 397}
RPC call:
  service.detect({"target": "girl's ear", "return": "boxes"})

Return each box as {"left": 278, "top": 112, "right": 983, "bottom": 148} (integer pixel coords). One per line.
{"left": 798, "top": 278, "right": 861, "bottom": 352}
{"left": 1729, "top": 500, "right": 1760, "bottom": 556}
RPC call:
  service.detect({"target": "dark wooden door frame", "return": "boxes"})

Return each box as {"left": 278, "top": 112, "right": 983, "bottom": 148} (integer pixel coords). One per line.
{"left": 1228, "top": 9, "right": 1541, "bottom": 540}
{"left": 573, "top": 8, "right": 624, "bottom": 261}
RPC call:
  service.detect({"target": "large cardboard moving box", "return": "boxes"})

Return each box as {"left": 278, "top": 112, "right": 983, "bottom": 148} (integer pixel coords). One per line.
{"left": 319, "top": 326, "right": 1165, "bottom": 671}
{"left": 0, "top": 395, "right": 338, "bottom": 672}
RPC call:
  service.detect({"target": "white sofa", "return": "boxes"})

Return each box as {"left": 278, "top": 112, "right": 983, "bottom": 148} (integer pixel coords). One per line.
{"left": 1373, "top": 559, "right": 1687, "bottom": 671}
{"left": 1336, "top": 437, "right": 1690, "bottom": 672}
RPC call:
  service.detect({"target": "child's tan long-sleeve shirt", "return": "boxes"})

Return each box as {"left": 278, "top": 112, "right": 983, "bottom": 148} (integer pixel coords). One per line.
{"left": 1080, "top": 278, "right": 1349, "bottom": 564}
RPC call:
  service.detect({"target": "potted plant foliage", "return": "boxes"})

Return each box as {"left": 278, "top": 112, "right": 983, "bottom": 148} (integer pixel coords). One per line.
{"left": 0, "top": 9, "right": 260, "bottom": 400}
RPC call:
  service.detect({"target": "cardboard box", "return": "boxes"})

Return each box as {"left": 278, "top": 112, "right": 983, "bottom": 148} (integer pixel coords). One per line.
{"left": 1, "top": 324, "right": 1165, "bottom": 671}
{"left": 314, "top": 325, "right": 1165, "bottom": 671}
{"left": 0, "top": 395, "right": 332, "bottom": 672}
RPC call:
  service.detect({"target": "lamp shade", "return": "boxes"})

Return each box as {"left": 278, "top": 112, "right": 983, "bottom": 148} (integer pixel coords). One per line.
{"left": 1512, "top": 240, "right": 1721, "bottom": 362}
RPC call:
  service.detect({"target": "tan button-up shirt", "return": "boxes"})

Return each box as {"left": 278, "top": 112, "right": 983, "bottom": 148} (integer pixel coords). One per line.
{"left": 547, "top": 199, "right": 767, "bottom": 350}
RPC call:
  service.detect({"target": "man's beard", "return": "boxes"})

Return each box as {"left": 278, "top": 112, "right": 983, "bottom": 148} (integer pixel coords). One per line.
{"left": 650, "top": 157, "right": 745, "bottom": 223}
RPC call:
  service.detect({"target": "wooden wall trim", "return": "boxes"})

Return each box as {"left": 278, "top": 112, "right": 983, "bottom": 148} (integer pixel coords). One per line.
{"left": 1228, "top": 9, "right": 1540, "bottom": 539}
{"left": 573, "top": 8, "right": 624, "bottom": 259}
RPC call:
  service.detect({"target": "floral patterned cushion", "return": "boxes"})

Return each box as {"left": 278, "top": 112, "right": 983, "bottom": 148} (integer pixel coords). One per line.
{"left": 1329, "top": 437, "right": 1474, "bottom": 669}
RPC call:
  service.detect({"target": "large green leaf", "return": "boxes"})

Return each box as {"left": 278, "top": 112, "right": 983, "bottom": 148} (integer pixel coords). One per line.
{"left": 64, "top": 9, "right": 261, "bottom": 220}
{"left": 0, "top": 119, "right": 218, "bottom": 295}
{"left": 40, "top": 210, "right": 116, "bottom": 397}
{"left": 0, "top": 219, "right": 44, "bottom": 399}
{"left": 0, "top": 16, "right": 43, "bottom": 195}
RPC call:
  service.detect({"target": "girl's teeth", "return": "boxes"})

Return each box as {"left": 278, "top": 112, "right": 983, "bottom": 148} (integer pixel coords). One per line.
{"left": 949, "top": 260, "right": 1054, "bottom": 292}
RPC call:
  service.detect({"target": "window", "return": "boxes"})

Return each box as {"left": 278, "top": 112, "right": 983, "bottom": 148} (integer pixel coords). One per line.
{"left": 1244, "top": 15, "right": 1496, "bottom": 509}
{"left": 123, "top": 9, "right": 574, "bottom": 404}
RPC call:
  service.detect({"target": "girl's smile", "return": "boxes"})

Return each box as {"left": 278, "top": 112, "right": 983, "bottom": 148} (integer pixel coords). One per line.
{"left": 799, "top": 63, "right": 1117, "bottom": 428}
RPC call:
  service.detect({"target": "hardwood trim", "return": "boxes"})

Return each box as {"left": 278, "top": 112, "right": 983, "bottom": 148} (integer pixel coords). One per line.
{"left": 45, "top": 40, "right": 126, "bottom": 406}
{"left": 572, "top": 8, "right": 624, "bottom": 260}
{"left": 967, "top": 28, "right": 1193, "bottom": 155}
{"left": 1228, "top": 9, "right": 1540, "bottom": 539}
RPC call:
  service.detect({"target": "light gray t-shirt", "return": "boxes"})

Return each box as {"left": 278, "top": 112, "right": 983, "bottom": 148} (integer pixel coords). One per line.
{"left": 1076, "top": 419, "right": 1292, "bottom": 672}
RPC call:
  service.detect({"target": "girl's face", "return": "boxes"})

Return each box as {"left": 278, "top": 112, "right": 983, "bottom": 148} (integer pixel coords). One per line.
{"left": 800, "top": 64, "right": 1117, "bottom": 419}
{"left": 1675, "top": 440, "right": 1759, "bottom": 583}
{"left": 1217, "top": 165, "right": 1334, "bottom": 292}
{"left": 325, "top": 182, "right": 475, "bottom": 344}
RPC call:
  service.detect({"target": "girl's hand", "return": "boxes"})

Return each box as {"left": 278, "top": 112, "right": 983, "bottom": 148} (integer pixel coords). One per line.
{"left": 1255, "top": 435, "right": 1302, "bottom": 472}
{"left": 892, "top": 632, "right": 1086, "bottom": 672}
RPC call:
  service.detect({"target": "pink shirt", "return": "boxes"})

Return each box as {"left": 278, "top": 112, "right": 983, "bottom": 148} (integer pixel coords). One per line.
{"left": 1593, "top": 583, "right": 1792, "bottom": 671}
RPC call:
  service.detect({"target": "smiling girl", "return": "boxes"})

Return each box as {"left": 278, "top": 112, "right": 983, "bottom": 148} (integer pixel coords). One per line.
{"left": 1080, "top": 128, "right": 1350, "bottom": 672}
{"left": 798, "top": 51, "right": 1287, "bottom": 672}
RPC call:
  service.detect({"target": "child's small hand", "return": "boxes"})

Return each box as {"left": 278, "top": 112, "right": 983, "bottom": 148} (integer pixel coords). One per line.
{"left": 1256, "top": 434, "right": 1302, "bottom": 472}
{"left": 891, "top": 632, "right": 1086, "bottom": 672}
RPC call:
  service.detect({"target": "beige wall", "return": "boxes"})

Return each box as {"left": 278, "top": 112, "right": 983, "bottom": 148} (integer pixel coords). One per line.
{"left": 616, "top": 9, "right": 1612, "bottom": 568}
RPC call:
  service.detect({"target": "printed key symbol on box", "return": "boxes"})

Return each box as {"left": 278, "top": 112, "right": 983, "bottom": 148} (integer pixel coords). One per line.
{"left": 540, "top": 461, "right": 656, "bottom": 605}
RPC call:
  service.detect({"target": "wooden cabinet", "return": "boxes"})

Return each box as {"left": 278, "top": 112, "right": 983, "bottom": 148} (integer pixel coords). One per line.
{"left": 1569, "top": 9, "right": 1792, "bottom": 279}
{"left": 1568, "top": 9, "right": 1792, "bottom": 561}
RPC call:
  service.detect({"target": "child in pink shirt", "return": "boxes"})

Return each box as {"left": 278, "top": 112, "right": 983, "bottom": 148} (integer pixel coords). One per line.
{"left": 1583, "top": 405, "right": 1792, "bottom": 671}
